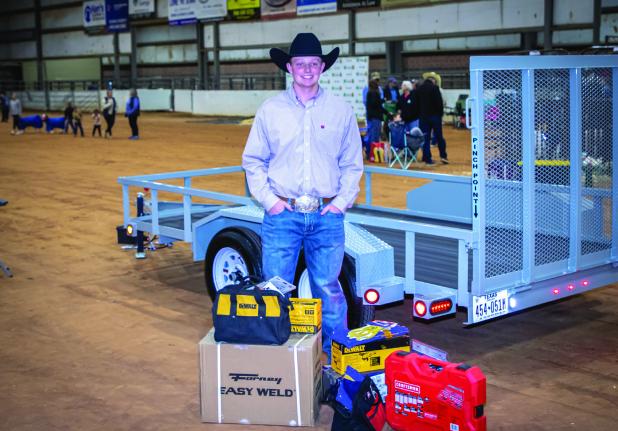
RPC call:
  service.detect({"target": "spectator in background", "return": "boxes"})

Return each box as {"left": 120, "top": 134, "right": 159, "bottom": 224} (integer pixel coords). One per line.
{"left": 92, "top": 109, "right": 102, "bottom": 137}
{"left": 1, "top": 92, "right": 9, "bottom": 122}
{"left": 397, "top": 80, "right": 419, "bottom": 132}
{"left": 417, "top": 77, "right": 448, "bottom": 165}
{"left": 365, "top": 79, "right": 387, "bottom": 161}
{"left": 383, "top": 77, "right": 399, "bottom": 102}
{"left": 72, "top": 107, "right": 84, "bottom": 137}
{"left": 102, "top": 90, "right": 117, "bottom": 138}
{"left": 125, "top": 89, "right": 140, "bottom": 140}
{"left": 362, "top": 71, "right": 383, "bottom": 107}
{"left": 64, "top": 101, "right": 75, "bottom": 134}
{"left": 9, "top": 93, "right": 22, "bottom": 135}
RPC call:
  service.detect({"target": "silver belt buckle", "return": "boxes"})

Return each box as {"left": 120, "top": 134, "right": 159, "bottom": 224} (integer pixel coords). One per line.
{"left": 294, "top": 194, "right": 319, "bottom": 213}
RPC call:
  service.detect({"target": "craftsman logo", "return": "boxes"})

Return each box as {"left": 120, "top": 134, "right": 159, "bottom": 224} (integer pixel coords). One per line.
{"left": 229, "top": 373, "right": 282, "bottom": 385}
{"left": 238, "top": 303, "right": 256, "bottom": 309}
{"left": 394, "top": 380, "right": 420, "bottom": 394}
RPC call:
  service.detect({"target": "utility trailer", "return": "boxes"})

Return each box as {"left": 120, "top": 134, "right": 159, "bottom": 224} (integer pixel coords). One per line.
{"left": 118, "top": 55, "right": 618, "bottom": 327}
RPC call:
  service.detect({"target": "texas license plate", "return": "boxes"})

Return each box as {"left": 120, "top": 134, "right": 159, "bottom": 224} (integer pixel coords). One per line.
{"left": 472, "top": 290, "right": 509, "bottom": 323}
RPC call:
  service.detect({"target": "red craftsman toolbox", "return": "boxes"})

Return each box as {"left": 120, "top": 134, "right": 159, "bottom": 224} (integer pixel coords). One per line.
{"left": 385, "top": 351, "right": 486, "bottom": 431}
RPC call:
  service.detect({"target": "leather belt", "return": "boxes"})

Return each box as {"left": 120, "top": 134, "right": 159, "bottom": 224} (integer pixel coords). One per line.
{"left": 277, "top": 195, "right": 334, "bottom": 213}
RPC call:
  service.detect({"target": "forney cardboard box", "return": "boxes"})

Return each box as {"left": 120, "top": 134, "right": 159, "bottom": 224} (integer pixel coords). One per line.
{"left": 331, "top": 320, "right": 410, "bottom": 374}
{"left": 290, "top": 298, "right": 322, "bottom": 334}
{"left": 199, "top": 328, "right": 322, "bottom": 426}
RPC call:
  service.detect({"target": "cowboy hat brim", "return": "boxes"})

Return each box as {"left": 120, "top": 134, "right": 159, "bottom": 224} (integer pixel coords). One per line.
{"left": 269, "top": 47, "right": 340, "bottom": 73}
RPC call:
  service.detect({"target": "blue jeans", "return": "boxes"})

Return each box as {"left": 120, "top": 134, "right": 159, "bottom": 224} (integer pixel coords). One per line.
{"left": 261, "top": 208, "right": 347, "bottom": 358}
{"left": 366, "top": 118, "right": 381, "bottom": 156}
{"left": 420, "top": 115, "right": 447, "bottom": 162}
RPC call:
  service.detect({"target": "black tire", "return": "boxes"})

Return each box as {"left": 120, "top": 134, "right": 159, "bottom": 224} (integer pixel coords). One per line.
{"left": 293, "top": 252, "right": 375, "bottom": 329}
{"left": 204, "top": 228, "right": 262, "bottom": 301}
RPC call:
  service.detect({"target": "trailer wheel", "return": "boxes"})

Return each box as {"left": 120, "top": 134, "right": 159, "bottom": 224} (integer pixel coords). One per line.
{"left": 294, "top": 253, "right": 375, "bottom": 328}
{"left": 204, "top": 228, "right": 262, "bottom": 301}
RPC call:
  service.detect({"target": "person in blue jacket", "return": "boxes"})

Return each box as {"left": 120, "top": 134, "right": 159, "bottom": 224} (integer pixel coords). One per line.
{"left": 125, "top": 89, "right": 140, "bottom": 140}
{"left": 18, "top": 114, "right": 44, "bottom": 132}
{"left": 44, "top": 115, "right": 66, "bottom": 133}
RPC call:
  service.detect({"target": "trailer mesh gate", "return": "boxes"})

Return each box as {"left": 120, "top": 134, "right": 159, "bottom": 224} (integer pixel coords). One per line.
{"left": 470, "top": 56, "right": 617, "bottom": 294}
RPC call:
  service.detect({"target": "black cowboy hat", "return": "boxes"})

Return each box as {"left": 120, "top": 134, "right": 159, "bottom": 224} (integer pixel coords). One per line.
{"left": 269, "top": 33, "right": 340, "bottom": 73}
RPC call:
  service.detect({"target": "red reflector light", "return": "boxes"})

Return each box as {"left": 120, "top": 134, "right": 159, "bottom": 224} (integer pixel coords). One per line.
{"left": 581, "top": 280, "right": 589, "bottom": 287}
{"left": 430, "top": 299, "right": 453, "bottom": 315}
{"left": 552, "top": 288, "right": 560, "bottom": 295}
{"left": 414, "top": 300, "right": 427, "bottom": 317}
{"left": 364, "top": 289, "right": 380, "bottom": 304}
{"left": 567, "top": 284, "right": 575, "bottom": 291}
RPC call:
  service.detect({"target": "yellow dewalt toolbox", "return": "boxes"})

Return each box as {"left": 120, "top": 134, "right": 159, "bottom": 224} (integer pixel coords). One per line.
{"left": 331, "top": 320, "right": 410, "bottom": 374}
{"left": 290, "top": 298, "right": 322, "bottom": 334}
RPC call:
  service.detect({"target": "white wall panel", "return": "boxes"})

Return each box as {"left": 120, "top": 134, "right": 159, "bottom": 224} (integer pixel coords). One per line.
{"left": 138, "top": 44, "right": 197, "bottom": 64}
{"left": 357, "top": 0, "right": 543, "bottom": 40}
{"left": 137, "top": 24, "right": 196, "bottom": 44}
{"left": 442, "top": 89, "right": 470, "bottom": 110}
{"left": 42, "top": 6, "right": 82, "bottom": 30}
{"left": 193, "top": 90, "right": 279, "bottom": 116}
{"left": 204, "top": 24, "right": 214, "bottom": 48}
{"left": 554, "top": 0, "right": 594, "bottom": 26}
{"left": 603, "top": 0, "right": 618, "bottom": 6}
{"left": 0, "top": 12, "right": 35, "bottom": 31}
{"left": 156, "top": 0, "right": 169, "bottom": 19}
{"left": 214, "top": 14, "right": 349, "bottom": 48}
{"left": 43, "top": 31, "right": 132, "bottom": 57}
{"left": 552, "top": 29, "right": 594, "bottom": 45}
{"left": 137, "top": 89, "right": 172, "bottom": 110}
{"left": 601, "top": 13, "right": 618, "bottom": 41}
{"left": 174, "top": 90, "right": 193, "bottom": 113}
{"left": 355, "top": 42, "right": 386, "bottom": 55}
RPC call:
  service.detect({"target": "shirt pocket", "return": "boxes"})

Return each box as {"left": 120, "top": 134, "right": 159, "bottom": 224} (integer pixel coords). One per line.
{"left": 314, "top": 124, "right": 343, "bottom": 158}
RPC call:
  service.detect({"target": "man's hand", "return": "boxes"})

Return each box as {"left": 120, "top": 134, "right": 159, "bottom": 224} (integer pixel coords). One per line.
{"left": 268, "top": 199, "right": 293, "bottom": 216}
{"left": 320, "top": 204, "right": 343, "bottom": 216}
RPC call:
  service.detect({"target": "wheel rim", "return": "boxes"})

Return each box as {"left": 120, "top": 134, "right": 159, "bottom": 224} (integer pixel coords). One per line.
{"left": 297, "top": 269, "right": 343, "bottom": 298}
{"left": 212, "top": 247, "right": 248, "bottom": 291}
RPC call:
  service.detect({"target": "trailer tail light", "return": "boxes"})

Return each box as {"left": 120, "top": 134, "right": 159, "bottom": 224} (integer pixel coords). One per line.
{"left": 567, "top": 284, "right": 575, "bottom": 291}
{"left": 581, "top": 280, "right": 589, "bottom": 287}
{"left": 414, "top": 300, "right": 427, "bottom": 317}
{"left": 364, "top": 289, "right": 380, "bottom": 305}
{"left": 430, "top": 299, "right": 453, "bottom": 315}
{"left": 552, "top": 288, "right": 560, "bottom": 295}
{"left": 126, "top": 224, "right": 134, "bottom": 236}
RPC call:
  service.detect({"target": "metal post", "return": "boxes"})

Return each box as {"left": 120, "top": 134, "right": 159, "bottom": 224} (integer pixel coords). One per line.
{"left": 568, "top": 68, "right": 582, "bottom": 272}
{"left": 470, "top": 68, "right": 485, "bottom": 296}
{"left": 521, "top": 69, "right": 536, "bottom": 284}
{"left": 183, "top": 177, "right": 192, "bottom": 242}
{"left": 113, "top": 33, "right": 121, "bottom": 88}
{"left": 197, "top": 21, "right": 206, "bottom": 90}
{"left": 543, "top": 0, "right": 553, "bottom": 50}
{"left": 611, "top": 67, "right": 618, "bottom": 260}
{"left": 136, "top": 192, "right": 146, "bottom": 259}
{"left": 213, "top": 22, "right": 220, "bottom": 90}
{"left": 34, "top": 0, "right": 44, "bottom": 90}
{"left": 593, "top": 0, "right": 601, "bottom": 46}
{"left": 348, "top": 11, "right": 356, "bottom": 56}
{"left": 130, "top": 26, "right": 138, "bottom": 88}
{"left": 365, "top": 172, "right": 372, "bottom": 205}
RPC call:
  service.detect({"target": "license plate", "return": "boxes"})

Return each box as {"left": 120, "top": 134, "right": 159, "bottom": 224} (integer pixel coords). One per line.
{"left": 472, "top": 290, "right": 509, "bottom": 323}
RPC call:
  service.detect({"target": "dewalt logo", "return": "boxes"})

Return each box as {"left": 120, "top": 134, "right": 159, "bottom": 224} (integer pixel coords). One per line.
{"left": 239, "top": 303, "right": 256, "bottom": 310}
{"left": 343, "top": 345, "right": 366, "bottom": 354}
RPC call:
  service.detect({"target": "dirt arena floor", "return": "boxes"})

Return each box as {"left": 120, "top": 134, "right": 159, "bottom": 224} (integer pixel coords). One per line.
{"left": 0, "top": 112, "right": 617, "bottom": 431}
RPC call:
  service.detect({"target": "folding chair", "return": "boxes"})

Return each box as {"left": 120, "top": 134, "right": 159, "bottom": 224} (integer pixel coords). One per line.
{"left": 406, "top": 127, "right": 424, "bottom": 164}
{"left": 388, "top": 123, "right": 424, "bottom": 169}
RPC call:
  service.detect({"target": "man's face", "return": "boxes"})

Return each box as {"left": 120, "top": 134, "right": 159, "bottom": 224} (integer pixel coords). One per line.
{"left": 286, "top": 56, "right": 325, "bottom": 90}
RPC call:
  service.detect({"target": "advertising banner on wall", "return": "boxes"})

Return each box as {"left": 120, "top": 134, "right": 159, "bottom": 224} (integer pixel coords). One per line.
{"left": 83, "top": 0, "right": 107, "bottom": 29}
{"left": 169, "top": 0, "right": 227, "bottom": 25}
{"left": 106, "top": 0, "right": 129, "bottom": 32}
{"left": 286, "top": 56, "right": 369, "bottom": 118}
{"left": 381, "top": 0, "right": 448, "bottom": 7}
{"left": 129, "top": 0, "right": 156, "bottom": 16}
{"left": 261, "top": 0, "right": 296, "bottom": 19}
{"left": 227, "top": 0, "right": 260, "bottom": 20}
{"left": 338, "top": 0, "right": 378, "bottom": 8}
{"left": 296, "top": 0, "right": 336, "bottom": 16}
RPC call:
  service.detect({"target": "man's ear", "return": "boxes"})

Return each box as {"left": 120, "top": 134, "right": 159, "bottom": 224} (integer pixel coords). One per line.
{"left": 286, "top": 62, "right": 293, "bottom": 74}
{"left": 320, "top": 61, "right": 326, "bottom": 74}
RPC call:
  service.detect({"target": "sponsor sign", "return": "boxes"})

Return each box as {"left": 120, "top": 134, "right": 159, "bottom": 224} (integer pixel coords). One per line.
{"left": 106, "top": 0, "right": 129, "bottom": 32}
{"left": 296, "top": 0, "right": 336, "bottom": 15}
{"left": 227, "top": 0, "right": 260, "bottom": 20}
{"left": 83, "top": 0, "right": 107, "bottom": 29}
{"left": 169, "top": 0, "right": 227, "bottom": 25}
{"left": 261, "top": 0, "right": 296, "bottom": 19}
{"left": 338, "top": 0, "right": 379, "bottom": 8}
{"left": 381, "top": 0, "right": 449, "bottom": 7}
{"left": 129, "top": 0, "right": 156, "bottom": 16}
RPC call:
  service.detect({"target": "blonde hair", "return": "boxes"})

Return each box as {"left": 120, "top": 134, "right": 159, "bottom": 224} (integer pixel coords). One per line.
{"left": 401, "top": 80, "right": 413, "bottom": 92}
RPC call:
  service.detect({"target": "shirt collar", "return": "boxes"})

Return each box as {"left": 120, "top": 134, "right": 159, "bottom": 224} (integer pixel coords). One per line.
{"left": 287, "top": 85, "right": 324, "bottom": 108}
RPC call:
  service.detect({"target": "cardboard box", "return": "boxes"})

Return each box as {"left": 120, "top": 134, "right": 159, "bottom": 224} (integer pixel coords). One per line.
{"left": 199, "top": 328, "right": 322, "bottom": 427}
{"left": 290, "top": 298, "right": 322, "bottom": 334}
{"left": 331, "top": 320, "right": 410, "bottom": 375}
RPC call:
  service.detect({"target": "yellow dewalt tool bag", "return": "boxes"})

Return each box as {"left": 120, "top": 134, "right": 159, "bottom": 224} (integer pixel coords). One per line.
{"left": 212, "top": 276, "right": 291, "bottom": 345}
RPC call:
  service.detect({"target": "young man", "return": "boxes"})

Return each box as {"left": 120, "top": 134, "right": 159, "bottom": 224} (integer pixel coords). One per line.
{"left": 242, "top": 33, "right": 363, "bottom": 360}
{"left": 9, "top": 93, "right": 22, "bottom": 135}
